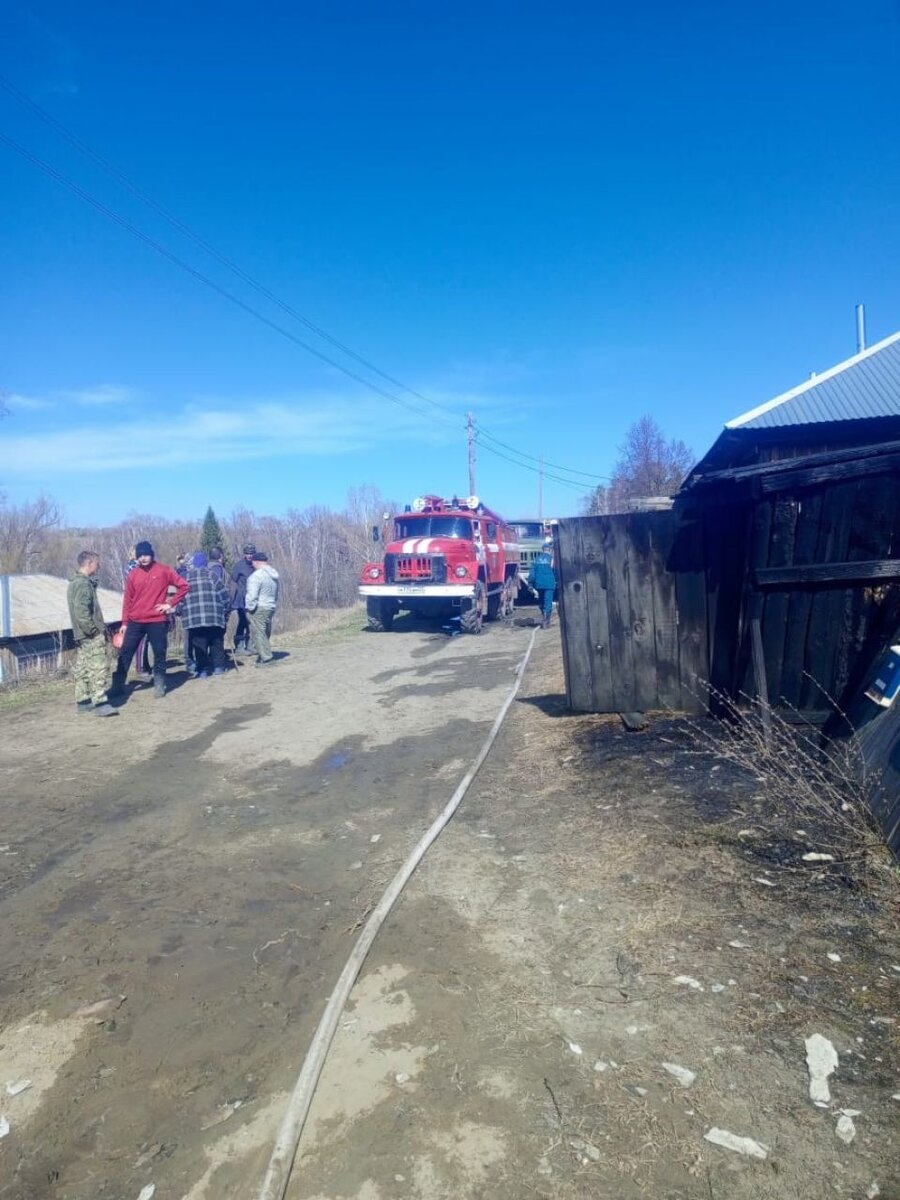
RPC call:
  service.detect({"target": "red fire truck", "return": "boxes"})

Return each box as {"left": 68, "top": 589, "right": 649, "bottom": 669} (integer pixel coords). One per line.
{"left": 358, "top": 494, "right": 520, "bottom": 633}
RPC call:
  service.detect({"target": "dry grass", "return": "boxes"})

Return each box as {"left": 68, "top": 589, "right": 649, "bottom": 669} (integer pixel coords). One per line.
{"left": 0, "top": 671, "right": 70, "bottom": 712}
{"left": 686, "top": 685, "right": 888, "bottom": 865}
{"left": 273, "top": 603, "right": 366, "bottom": 647}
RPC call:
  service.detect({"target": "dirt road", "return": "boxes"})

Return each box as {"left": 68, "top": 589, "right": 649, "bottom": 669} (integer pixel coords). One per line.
{"left": 0, "top": 615, "right": 532, "bottom": 1198}
{"left": 1, "top": 612, "right": 898, "bottom": 1199}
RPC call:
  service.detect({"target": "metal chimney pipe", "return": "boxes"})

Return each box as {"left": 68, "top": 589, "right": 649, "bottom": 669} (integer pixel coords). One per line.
{"left": 856, "top": 303, "right": 866, "bottom": 353}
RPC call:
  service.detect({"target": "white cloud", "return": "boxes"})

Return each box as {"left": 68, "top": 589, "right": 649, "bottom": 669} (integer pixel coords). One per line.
{"left": 0, "top": 394, "right": 457, "bottom": 476}
{"left": 5, "top": 384, "right": 138, "bottom": 412}
{"left": 7, "top": 392, "right": 56, "bottom": 412}
{"left": 60, "top": 384, "right": 138, "bottom": 407}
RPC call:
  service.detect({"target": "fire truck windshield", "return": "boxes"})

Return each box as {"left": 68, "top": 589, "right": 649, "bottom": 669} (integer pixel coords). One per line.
{"left": 394, "top": 516, "right": 472, "bottom": 540}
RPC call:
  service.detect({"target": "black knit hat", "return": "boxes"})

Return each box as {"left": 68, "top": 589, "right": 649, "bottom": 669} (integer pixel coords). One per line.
{"left": 135, "top": 540, "right": 154, "bottom": 557}
{"left": 242, "top": 543, "right": 256, "bottom": 555}
{"left": 251, "top": 551, "right": 268, "bottom": 562}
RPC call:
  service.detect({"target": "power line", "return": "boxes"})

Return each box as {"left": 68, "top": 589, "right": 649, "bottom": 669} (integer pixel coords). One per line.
{"left": 473, "top": 439, "right": 590, "bottom": 495}
{"left": 476, "top": 427, "right": 611, "bottom": 480}
{"left": 1, "top": 77, "right": 607, "bottom": 491}
{"left": 0, "top": 74, "right": 459, "bottom": 424}
{"left": 0, "top": 131, "right": 462, "bottom": 431}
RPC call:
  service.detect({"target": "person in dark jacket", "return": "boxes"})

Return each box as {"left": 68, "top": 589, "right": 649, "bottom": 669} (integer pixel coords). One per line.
{"left": 111, "top": 541, "right": 189, "bottom": 699}
{"left": 177, "top": 551, "right": 231, "bottom": 677}
{"left": 175, "top": 552, "right": 195, "bottom": 675}
{"left": 528, "top": 537, "right": 557, "bottom": 629}
{"left": 208, "top": 547, "right": 226, "bottom": 585}
{"left": 231, "top": 543, "right": 256, "bottom": 654}
{"left": 67, "top": 550, "right": 116, "bottom": 717}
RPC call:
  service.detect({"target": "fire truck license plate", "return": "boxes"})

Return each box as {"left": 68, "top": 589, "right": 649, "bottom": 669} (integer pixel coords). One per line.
{"left": 397, "top": 584, "right": 426, "bottom": 593}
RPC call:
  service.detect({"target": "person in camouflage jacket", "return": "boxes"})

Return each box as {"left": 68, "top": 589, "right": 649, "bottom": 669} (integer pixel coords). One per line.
{"left": 66, "top": 551, "right": 116, "bottom": 717}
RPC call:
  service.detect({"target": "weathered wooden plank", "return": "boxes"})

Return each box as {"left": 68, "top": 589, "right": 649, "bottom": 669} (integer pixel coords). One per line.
{"left": 761, "top": 495, "right": 799, "bottom": 704}
{"left": 649, "top": 508, "right": 682, "bottom": 710}
{"left": 749, "top": 603, "right": 772, "bottom": 746}
{"left": 626, "top": 513, "right": 660, "bottom": 711}
{"left": 704, "top": 501, "right": 749, "bottom": 704}
{"left": 835, "top": 475, "right": 899, "bottom": 704}
{"left": 555, "top": 518, "right": 597, "bottom": 712}
{"left": 759, "top": 452, "right": 900, "bottom": 494}
{"left": 672, "top": 502, "right": 708, "bottom": 712}
{"left": 737, "top": 499, "right": 773, "bottom": 696}
{"left": 801, "top": 480, "right": 859, "bottom": 709}
{"left": 688, "top": 438, "right": 900, "bottom": 488}
{"left": 581, "top": 520, "right": 615, "bottom": 712}
{"left": 756, "top": 558, "right": 900, "bottom": 587}
{"left": 603, "top": 517, "right": 638, "bottom": 712}
{"left": 778, "top": 490, "right": 824, "bottom": 707}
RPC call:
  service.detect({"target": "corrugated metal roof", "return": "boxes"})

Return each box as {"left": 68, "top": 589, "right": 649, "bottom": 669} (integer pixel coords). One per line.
{"left": 727, "top": 330, "right": 900, "bottom": 430}
{"left": 0, "top": 573, "right": 123, "bottom": 639}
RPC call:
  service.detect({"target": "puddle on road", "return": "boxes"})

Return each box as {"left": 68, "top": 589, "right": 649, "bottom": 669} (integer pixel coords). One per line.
{"left": 324, "top": 750, "right": 352, "bottom": 770}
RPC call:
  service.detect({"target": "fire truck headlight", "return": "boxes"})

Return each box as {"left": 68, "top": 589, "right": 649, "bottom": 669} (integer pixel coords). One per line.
{"left": 455, "top": 565, "right": 469, "bottom": 578}
{"left": 368, "top": 567, "right": 381, "bottom": 579}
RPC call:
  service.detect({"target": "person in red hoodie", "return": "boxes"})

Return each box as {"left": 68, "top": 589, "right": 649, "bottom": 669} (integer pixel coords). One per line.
{"left": 110, "top": 541, "right": 189, "bottom": 699}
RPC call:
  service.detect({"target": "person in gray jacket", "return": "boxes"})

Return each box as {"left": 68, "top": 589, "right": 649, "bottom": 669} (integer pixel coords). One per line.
{"left": 245, "top": 552, "right": 280, "bottom": 666}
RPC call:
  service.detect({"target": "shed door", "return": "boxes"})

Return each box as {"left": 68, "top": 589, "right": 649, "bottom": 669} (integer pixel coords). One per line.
{"left": 556, "top": 510, "right": 707, "bottom": 714}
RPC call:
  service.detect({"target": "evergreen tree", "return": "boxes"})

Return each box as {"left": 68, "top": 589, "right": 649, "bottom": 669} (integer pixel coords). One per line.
{"left": 200, "top": 506, "right": 231, "bottom": 566}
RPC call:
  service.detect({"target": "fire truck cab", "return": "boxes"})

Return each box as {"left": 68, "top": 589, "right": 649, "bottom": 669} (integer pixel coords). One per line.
{"left": 359, "top": 494, "right": 520, "bottom": 633}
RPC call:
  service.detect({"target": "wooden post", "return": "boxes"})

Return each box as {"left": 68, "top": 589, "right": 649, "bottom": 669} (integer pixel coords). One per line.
{"left": 467, "top": 411, "right": 476, "bottom": 496}
{"left": 748, "top": 593, "right": 772, "bottom": 748}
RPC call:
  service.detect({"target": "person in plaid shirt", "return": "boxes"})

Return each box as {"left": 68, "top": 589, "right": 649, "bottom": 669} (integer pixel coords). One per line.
{"left": 176, "top": 552, "right": 231, "bottom": 677}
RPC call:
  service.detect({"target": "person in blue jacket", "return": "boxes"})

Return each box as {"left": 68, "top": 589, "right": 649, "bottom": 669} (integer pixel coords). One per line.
{"left": 528, "top": 536, "right": 557, "bottom": 629}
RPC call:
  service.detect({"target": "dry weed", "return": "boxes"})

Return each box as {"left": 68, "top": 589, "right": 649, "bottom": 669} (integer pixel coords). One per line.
{"left": 686, "top": 684, "right": 885, "bottom": 862}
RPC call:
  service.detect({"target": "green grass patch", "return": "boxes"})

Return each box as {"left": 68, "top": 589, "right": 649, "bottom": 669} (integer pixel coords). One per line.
{"left": 273, "top": 604, "right": 367, "bottom": 649}
{"left": 0, "top": 675, "right": 70, "bottom": 713}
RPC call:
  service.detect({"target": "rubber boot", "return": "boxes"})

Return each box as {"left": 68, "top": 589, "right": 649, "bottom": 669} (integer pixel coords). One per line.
{"left": 109, "top": 669, "right": 126, "bottom": 698}
{"left": 153, "top": 670, "right": 167, "bottom": 698}
{"left": 541, "top": 614, "right": 551, "bottom": 629}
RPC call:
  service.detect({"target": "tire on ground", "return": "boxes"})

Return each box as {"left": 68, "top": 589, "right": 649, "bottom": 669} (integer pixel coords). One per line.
{"left": 367, "top": 597, "right": 395, "bottom": 631}
{"left": 461, "top": 581, "right": 485, "bottom": 634}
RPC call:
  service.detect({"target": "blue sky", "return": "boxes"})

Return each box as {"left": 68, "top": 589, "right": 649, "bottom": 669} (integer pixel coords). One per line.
{"left": 2, "top": 1, "right": 899, "bottom": 525}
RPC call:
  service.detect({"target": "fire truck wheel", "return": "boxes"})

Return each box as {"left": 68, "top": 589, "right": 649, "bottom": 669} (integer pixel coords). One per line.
{"left": 461, "top": 582, "right": 485, "bottom": 634}
{"left": 366, "top": 598, "right": 394, "bottom": 632}
{"left": 499, "top": 575, "right": 517, "bottom": 619}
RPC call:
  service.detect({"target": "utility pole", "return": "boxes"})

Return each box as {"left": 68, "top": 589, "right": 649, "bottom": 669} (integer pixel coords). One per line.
{"left": 538, "top": 455, "right": 544, "bottom": 520}
{"left": 467, "top": 411, "right": 476, "bottom": 496}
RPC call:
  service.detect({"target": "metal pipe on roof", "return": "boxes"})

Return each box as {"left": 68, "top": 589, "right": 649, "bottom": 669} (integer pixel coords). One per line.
{"left": 856, "top": 303, "right": 867, "bottom": 353}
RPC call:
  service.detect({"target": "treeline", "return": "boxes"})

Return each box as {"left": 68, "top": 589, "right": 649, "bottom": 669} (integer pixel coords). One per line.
{"left": 0, "top": 485, "right": 393, "bottom": 628}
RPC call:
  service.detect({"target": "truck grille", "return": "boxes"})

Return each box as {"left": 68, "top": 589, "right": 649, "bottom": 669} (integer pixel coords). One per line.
{"left": 385, "top": 553, "right": 447, "bottom": 583}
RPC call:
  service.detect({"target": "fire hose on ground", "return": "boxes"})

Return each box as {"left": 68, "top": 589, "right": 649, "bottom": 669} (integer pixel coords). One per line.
{"left": 256, "top": 626, "right": 539, "bottom": 1200}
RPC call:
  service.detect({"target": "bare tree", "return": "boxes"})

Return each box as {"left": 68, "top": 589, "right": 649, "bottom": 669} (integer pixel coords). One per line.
{"left": 0, "top": 481, "right": 395, "bottom": 626}
{"left": 0, "top": 493, "right": 63, "bottom": 573}
{"left": 344, "top": 485, "right": 394, "bottom": 566}
{"left": 581, "top": 483, "right": 611, "bottom": 516}
{"left": 583, "top": 416, "right": 692, "bottom": 514}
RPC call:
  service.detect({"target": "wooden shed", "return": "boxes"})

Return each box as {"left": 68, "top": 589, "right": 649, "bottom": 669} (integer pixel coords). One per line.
{"left": 0, "top": 573, "right": 123, "bottom": 685}
{"left": 556, "top": 329, "right": 900, "bottom": 850}
{"left": 558, "top": 329, "right": 900, "bottom": 716}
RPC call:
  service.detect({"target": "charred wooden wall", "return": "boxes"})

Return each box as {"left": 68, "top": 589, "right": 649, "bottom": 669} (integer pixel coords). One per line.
{"left": 555, "top": 507, "right": 710, "bottom": 715}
